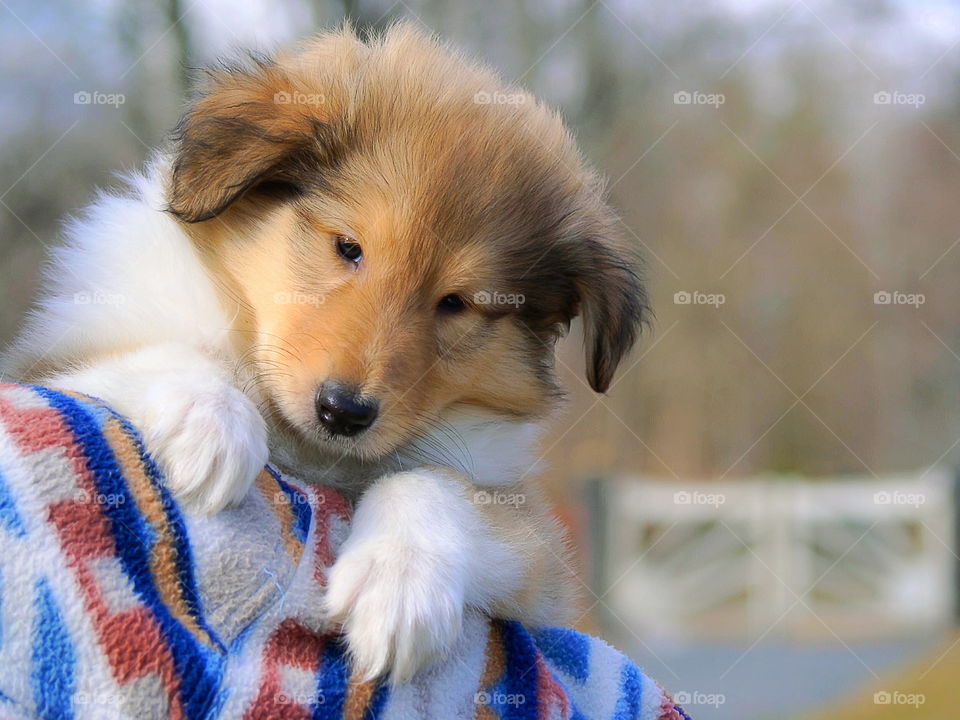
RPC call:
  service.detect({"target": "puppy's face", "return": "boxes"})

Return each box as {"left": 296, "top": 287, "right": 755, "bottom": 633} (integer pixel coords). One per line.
{"left": 169, "top": 25, "right": 649, "bottom": 461}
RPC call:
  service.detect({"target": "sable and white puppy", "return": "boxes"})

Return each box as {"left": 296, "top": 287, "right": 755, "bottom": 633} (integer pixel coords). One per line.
{"left": 2, "top": 24, "right": 648, "bottom": 681}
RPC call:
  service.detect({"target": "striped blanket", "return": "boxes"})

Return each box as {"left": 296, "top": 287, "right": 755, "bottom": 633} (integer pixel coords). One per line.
{"left": 0, "top": 383, "right": 689, "bottom": 720}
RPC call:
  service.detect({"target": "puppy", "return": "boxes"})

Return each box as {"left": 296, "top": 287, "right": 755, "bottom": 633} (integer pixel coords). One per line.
{"left": 2, "top": 23, "right": 648, "bottom": 681}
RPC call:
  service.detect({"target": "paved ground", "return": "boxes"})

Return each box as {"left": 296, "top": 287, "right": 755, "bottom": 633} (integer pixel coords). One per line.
{"left": 619, "top": 634, "right": 942, "bottom": 720}
{"left": 804, "top": 632, "right": 960, "bottom": 720}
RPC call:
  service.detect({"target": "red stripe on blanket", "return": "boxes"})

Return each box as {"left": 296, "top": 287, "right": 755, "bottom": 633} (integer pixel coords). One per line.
{"left": 47, "top": 500, "right": 116, "bottom": 560}
{"left": 49, "top": 502, "right": 188, "bottom": 719}
{"left": 244, "top": 619, "right": 327, "bottom": 720}
{"left": 105, "top": 417, "right": 218, "bottom": 648}
{"left": 655, "top": 685, "right": 685, "bottom": 720}
{"left": 657, "top": 702, "right": 685, "bottom": 720}
{"left": 265, "top": 619, "right": 328, "bottom": 670}
{"left": 99, "top": 607, "right": 184, "bottom": 700}
{"left": 0, "top": 396, "right": 78, "bottom": 456}
{"left": 535, "top": 650, "right": 572, "bottom": 720}
{"left": 18, "top": 396, "right": 191, "bottom": 720}
{"left": 311, "top": 486, "right": 351, "bottom": 587}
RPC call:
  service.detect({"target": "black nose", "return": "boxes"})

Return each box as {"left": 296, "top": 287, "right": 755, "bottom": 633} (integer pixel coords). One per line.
{"left": 316, "top": 382, "right": 379, "bottom": 437}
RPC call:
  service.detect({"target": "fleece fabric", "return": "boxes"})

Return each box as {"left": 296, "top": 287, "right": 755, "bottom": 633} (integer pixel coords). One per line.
{"left": 0, "top": 383, "right": 690, "bottom": 720}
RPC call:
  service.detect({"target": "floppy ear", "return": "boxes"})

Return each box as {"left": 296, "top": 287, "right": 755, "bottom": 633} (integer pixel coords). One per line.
{"left": 574, "top": 214, "right": 651, "bottom": 393}
{"left": 168, "top": 60, "right": 341, "bottom": 223}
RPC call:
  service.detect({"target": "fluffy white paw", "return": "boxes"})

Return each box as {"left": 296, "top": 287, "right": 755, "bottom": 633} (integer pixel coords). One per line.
{"left": 136, "top": 370, "right": 268, "bottom": 513}
{"left": 325, "top": 470, "right": 472, "bottom": 683}
{"left": 325, "top": 538, "right": 465, "bottom": 683}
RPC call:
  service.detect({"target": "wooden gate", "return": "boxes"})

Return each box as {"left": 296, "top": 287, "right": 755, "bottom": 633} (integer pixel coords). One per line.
{"left": 595, "top": 470, "right": 956, "bottom": 639}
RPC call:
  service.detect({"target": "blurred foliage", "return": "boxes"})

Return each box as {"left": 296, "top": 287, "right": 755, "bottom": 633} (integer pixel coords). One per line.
{"left": 2, "top": 0, "right": 960, "bottom": 485}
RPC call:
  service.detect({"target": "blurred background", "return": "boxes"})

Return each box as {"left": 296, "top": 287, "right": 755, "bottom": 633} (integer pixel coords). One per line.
{"left": 2, "top": 0, "right": 960, "bottom": 717}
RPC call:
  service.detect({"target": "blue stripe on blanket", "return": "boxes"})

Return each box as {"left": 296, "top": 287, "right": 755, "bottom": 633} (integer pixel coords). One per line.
{"left": 31, "top": 578, "right": 75, "bottom": 720}
{"left": 267, "top": 465, "right": 312, "bottom": 544}
{"left": 365, "top": 681, "right": 390, "bottom": 719}
{"left": 0, "top": 467, "right": 26, "bottom": 538}
{"left": 531, "top": 626, "right": 591, "bottom": 684}
{"left": 612, "top": 663, "right": 642, "bottom": 720}
{"left": 499, "top": 621, "right": 540, "bottom": 720}
{"left": 313, "top": 638, "right": 349, "bottom": 719}
{"left": 34, "top": 387, "right": 225, "bottom": 720}
{"left": 311, "top": 638, "right": 390, "bottom": 720}
{"left": 112, "top": 410, "right": 226, "bottom": 654}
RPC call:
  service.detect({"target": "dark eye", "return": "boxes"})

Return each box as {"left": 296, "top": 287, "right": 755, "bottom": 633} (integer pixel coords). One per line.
{"left": 438, "top": 294, "right": 467, "bottom": 314}
{"left": 335, "top": 235, "right": 362, "bottom": 264}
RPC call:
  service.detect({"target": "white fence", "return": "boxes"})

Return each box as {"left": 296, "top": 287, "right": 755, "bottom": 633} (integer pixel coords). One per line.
{"left": 597, "top": 470, "right": 957, "bottom": 640}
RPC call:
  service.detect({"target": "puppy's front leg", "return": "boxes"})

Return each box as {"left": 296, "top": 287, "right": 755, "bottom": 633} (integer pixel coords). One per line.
{"left": 44, "top": 342, "right": 267, "bottom": 513}
{"left": 325, "top": 468, "right": 574, "bottom": 682}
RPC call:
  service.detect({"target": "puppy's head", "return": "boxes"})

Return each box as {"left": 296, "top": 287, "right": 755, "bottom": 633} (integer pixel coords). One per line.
{"left": 168, "top": 23, "right": 650, "bottom": 460}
